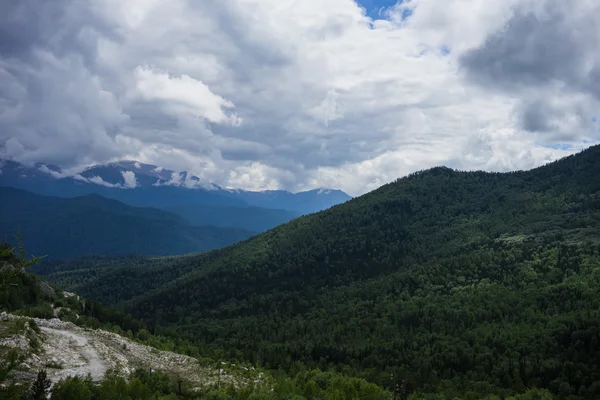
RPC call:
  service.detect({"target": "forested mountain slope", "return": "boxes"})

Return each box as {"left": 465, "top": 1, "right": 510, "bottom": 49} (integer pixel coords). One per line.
{"left": 0, "top": 188, "right": 254, "bottom": 259}
{"left": 1, "top": 243, "right": 390, "bottom": 399}
{"left": 37, "top": 145, "right": 600, "bottom": 398}
{"left": 165, "top": 204, "right": 300, "bottom": 233}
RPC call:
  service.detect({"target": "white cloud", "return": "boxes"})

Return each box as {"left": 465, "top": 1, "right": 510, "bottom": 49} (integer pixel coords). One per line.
{"left": 121, "top": 170, "right": 138, "bottom": 188}
{"left": 1, "top": 0, "right": 598, "bottom": 196}
{"left": 70, "top": 171, "right": 138, "bottom": 189}
{"left": 132, "top": 66, "right": 241, "bottom": 126}
{"left": 87, "top": 175, "right": 121, "bottom": 188}
{"left": 73, "top": 174, "right": 88, "bottom": 182}
{"left": 37, "top": 165, "right": 71, "bottom": 179}
{"left": 153, "top": 170, "right": 217, "bottom": 190}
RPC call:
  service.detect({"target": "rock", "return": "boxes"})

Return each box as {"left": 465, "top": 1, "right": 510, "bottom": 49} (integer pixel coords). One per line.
{"left": 0, "top": 335, "right": 29, "bottom": 351}
{"left": 0, "top": 311, "right": 7, "bottom": 321}
{"left": 38, "top": 281, "right": 56, "bottom": 298}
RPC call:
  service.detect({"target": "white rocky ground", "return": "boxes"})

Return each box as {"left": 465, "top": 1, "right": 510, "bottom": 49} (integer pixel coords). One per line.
{"left": 1, "top": 313, "right": 260, "bottom": 390}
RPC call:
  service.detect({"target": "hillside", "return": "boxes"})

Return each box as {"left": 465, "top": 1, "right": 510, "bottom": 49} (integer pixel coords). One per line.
{"left": 0, "top": 188, "right": 254, "bottom": 259}
{"left": 39, "top": 145, "right": 600, "bottom": 398}
{"left": 165, "top": 204, "right": 300, "bottom": 233}
{"left": 1, "top": 245, "right": 390, "bottom": 399}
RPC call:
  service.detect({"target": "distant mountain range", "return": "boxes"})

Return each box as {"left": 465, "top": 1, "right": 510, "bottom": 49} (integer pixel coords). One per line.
{"left": 0, "top": 159, "right": 350, "bottom": 257}
{"left": 165, "top": 204, "right": 300, "bottom": 233}
{"left": 0, "top": 187, "right": 253, "bottom": 259}
{"left": 0, "top": 159, "right": 351, "bottom": 214}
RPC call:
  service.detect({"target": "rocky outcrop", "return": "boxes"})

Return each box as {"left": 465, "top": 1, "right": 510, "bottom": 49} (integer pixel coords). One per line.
{"left": 1, "top": 314, "right": 259, "bottom": 391}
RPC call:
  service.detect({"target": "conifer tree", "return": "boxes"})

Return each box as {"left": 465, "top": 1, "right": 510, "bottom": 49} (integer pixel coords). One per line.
{"left": 30, "top": 369, "right": 51, "bottom": 400}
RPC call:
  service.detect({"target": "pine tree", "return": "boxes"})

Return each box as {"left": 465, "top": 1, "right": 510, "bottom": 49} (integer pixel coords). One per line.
{"left": 30, "top": 369, "right": 51, "bottom": 400}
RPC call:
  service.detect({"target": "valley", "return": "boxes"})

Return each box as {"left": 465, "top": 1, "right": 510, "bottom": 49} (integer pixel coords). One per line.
{"left": 0, "top": 188, "right": 255, "bottom": 259}
{"left": 26, "top": 145, "right": 600, "bottom": 398}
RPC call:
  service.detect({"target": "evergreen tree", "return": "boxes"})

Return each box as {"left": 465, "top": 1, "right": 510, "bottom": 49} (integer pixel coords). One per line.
{"left": 30, "top": 369, "right": 51, "bottom": 400}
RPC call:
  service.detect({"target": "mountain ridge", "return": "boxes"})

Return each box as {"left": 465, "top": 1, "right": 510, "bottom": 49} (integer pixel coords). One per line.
{"left": 37, "top": 144, "right": 600, "bottom": 398}
{"left": 0, "top": 159, "right": 352, "bottom": 213}
{"left": 0, "top": 187, "right": 254, "bottom": 259}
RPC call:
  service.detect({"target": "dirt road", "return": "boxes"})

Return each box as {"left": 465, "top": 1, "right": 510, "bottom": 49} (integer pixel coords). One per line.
{"left": 41, "top": 327, "right": 107, "bottom": 382}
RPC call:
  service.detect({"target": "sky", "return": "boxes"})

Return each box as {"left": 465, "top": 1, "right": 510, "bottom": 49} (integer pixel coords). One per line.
{"left": 1, "top": 0, "right": 599, "bottom": 196}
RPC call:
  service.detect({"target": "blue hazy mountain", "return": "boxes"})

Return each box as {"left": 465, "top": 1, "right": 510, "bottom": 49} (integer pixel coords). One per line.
{"left": 0, "top": 187, "right": 254, "bottom": 259}
{"left": 0, "top": 160, "right": 351, "bottom": 214}
{"left": 165, "top": 204, "right": 300, "bottom": 232}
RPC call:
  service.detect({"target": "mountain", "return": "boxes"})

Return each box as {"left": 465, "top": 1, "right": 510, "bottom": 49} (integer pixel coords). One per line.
{"left": 0, "top": 187, "right": 253, "bottom": 259}
{"left": 1, "top": 246, "right": 390, "bottom": 399}
{"left": 0, "top": 160, "right": 246, "bottom": 208}
{"left": 0, "top": 159, "right": 351, "bottom": 213}
{"left": 222, "top": 188, "right": 353, "bottom": 215}
{"left": 35, "top": 145, "right": 600, "bottom": 398}
{"left": 165, "top": 204, "right": 300, "bottom": 232}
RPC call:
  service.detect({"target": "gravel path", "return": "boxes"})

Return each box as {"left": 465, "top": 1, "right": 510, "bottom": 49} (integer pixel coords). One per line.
{"left": 41, "top": 327, "right": 107, "bottom": 382}
{"left": 2, "top": 315, "right": 256, "bottom": 389}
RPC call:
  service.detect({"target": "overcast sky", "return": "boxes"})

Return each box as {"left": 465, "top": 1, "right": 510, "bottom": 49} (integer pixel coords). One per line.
{"left": 1, "top": 0, "right": 599, "bottom": 195}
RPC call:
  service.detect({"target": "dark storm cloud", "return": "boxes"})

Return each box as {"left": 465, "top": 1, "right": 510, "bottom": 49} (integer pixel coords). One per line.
{"left": 0, "top": 0, "right": 126, "bottom": 167}
{"left": 459, "top": 1, "right": 600, "bottom": 135}
{"left": 0, "top": 0, "right": 119, "bottom": 68}
{"left": 520, "top": 100, "right": 552, "bottom": 132}
{"left": 0, "top": 1, "right": 66, "bottom": 59}
{"left": 1, "top": 0, "right": 597, "bottom": 194}
{"left": 519, "top": 99, "right": 591, "bottom": 138}
{"left": 460, "top": 1, "right": 600, "bottom": 94}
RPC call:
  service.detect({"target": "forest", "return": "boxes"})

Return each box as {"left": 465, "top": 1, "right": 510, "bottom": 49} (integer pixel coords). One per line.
{"left": 0, "top": 187, "right": 255, "bottom": 259}
{"left": 27, "top": 145, "right": 600, "bottom": 398}
{"left": 1, "top": 242, "right": 392, "bottom": 399}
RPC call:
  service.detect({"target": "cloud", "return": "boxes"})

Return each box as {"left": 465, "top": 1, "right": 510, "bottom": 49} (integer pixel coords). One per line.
{"left": 87, "top": 175, "right": 121, "bottom": 188}
{"left": 38, "top": 164, "right": 71, "bottom": 179}
{"left": 132, "top": 66, "right": 241, "bottom": 125}
{"left": 153, "top": 171, "right": 216, "bottom": 190}
{"left": 121, "top": 170, "right": 137, "bottom": 188}
{"left": 460, "top": 0, "right": 600, "bottom": 142}
{"left": 1, "top": 0, "right": 598, "bottom": 196}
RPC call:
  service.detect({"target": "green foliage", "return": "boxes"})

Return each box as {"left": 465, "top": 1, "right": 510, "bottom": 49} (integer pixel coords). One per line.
{"left": 0, "top": 242, "right": 16, "bottom": 263}
{"left": 38, "top": 367, "right": 385, "bottom": 400}
{"left": 3, "top": 144, "right": 598, "bottom": 399}
{"left": 0, "top": 349, "right": 23, "bottom": 382}
{"left": 30, "top": 369, "right": 52, "bottom": 400}
{"left": 19, "top": 303, "right": 55, "bottom": 319}
{"left": 50, "top": 375, "right": 95, "bottom": 399}
{"left": 16, "top": 230, "right": 45, "bottom": 270}
{"left": 0, "top": 238, "right": 49, "bottom": 313}
{"left": 0, "top": 269, "right": 56, "bottom": 313}
{"left": 36, "top": 145, "right": 600, "bottom": 398}
{"left": 95, "top": 369, "right": 130, "bottom": 400}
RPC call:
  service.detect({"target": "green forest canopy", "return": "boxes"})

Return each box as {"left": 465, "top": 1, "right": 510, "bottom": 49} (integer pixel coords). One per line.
{"left": 35, "top": 145, "right": 600, "bottom": 399}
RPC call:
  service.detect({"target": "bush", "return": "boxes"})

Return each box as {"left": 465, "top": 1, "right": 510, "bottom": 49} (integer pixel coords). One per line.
{"left": 30, "top": 369, "right": 52, "bottom": 400}
{"left": 51, "top": 375, "right": 95, "bottom": 400}
{"left": 19, "top": 304, "right": 54, "bottom": 319}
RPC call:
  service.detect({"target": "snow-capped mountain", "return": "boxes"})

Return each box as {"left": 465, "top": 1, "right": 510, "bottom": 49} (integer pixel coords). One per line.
{"left": 78, "top": 161, "right": 221, "bottom": 191}
{"left": 0, "top": 159, "right": 351, "bottom": 214}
